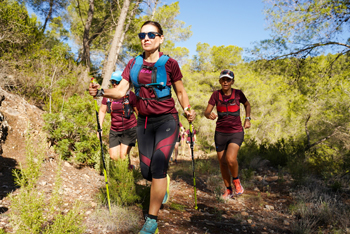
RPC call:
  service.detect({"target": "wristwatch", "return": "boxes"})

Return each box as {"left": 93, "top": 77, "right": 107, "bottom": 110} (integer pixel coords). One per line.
{"left": 96, "top": 88, "right": 104, "bottom": 97}
{"left": 245, "top": 117, "right": 251, "bottom": 120}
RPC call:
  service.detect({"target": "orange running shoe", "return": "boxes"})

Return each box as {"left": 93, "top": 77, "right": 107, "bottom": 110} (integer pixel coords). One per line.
{"left": 233, "top": 178, "right": 244, "bottom": 195}
{"left": 222, "top": 189, "right": 233, "bottom": 199}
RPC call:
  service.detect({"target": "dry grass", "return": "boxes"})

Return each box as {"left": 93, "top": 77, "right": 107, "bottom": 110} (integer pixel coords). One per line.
{"left": 244, "top": 193, "right": 265, "bottom": 208}
{"left": 206, "top": 174, "right": 225, "bottom": 202}
{"left": 86, "top": 204, "right": 141, "bottom": 233}
{"left": 289, "top": 179, "right": 350, "bottom": 233}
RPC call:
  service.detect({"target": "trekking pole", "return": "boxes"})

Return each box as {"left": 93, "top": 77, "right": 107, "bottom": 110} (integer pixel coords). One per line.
{"left": 91, "top": 77, "right": 112, "bottom": 213}
{"left": 184, "top": 108, "right": 198, "bottom": 210}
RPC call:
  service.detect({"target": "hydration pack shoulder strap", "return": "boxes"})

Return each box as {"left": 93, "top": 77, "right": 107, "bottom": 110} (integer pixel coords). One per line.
{"left": 130, "top": 54, "right": 171, "bottom": 101}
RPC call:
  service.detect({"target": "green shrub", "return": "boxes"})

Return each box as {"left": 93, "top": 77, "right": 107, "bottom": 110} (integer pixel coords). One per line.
{"left": 10, "top": 188, "right": 46, "bottom": 233}
{"left": 99, "top": 159, "right": 140, "bottom": 206}
{"left": 195, "top": 155, "right": 217, "bottom": 174}
{"left": 238, "top": 138, "right": 260, "bottom": 169}
{"left": 259, "top": 138, "right": 305, "bottom": 167}
{"left": 0, "top": 0, "right": 42, "bottom": 54}
{"left": 9, "top": 132, "right": 47, "bottom": 233}
{"left": 9, "top": 131, "right": 85, "bottom": 233}
{"left": 241, "top": 168, "right": 255, "bottom": 181}
{"left": 44, "top": 92, "right": 110, "bottom": 167}
{"left": 42, "top": 206, "right": 85, "bottom": 234}
{"left": 286, "top": 155, "right": 308, "bottom": 184}
{"left": 170, "top": 202, "right": 186, "bottom": 211}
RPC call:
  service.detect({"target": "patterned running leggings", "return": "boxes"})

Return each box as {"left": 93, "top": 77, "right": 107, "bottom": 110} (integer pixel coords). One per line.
{"left": 137, "top": 113, "right": 179, "bottom": 181}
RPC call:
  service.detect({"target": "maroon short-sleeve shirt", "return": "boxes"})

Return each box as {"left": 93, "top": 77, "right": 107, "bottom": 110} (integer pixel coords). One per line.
{"left": 101, "top": 91, "right": 137, "bottom": 132}
{"left": 208, "top": 89, "right": 248, "bottom": 133}
{"left": 122, "top": 52, "right": 182, "bottom": 116}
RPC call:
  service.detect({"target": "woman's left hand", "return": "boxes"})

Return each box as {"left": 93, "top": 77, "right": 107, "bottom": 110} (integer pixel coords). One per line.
{"left": 244, "top": 119, "right": 251, "bottom": 129}
{"left": 185, "top": 109, "right": 196, "bottom": 123}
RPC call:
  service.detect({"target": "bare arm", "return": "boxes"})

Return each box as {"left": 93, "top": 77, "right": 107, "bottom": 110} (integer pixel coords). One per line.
{"left": 243, "top": 100, "right": 251, "bottom": 129}
{"left": 97, "top": 103, "right": 107, "bottom": 139}
{"left": 173, "top": 80, "right": 196, "bottom": 122}
{"left": 133, "top": 106, "right": 138, "bottom": 116}
{"left": 204, "top": 104, "right": 217, "bottom": 120}
{"left": 180, "top": 126, "right": 185, "bottom": 133}
{"left": 89, "top": 79, "right": 130, "bottom": 99}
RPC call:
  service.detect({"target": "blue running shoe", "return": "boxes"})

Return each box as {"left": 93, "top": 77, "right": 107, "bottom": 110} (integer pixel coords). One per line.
{"left": 139, "top": 217, "right": 158, "bottom": 234}
{"left": 162, "top": 174, "right": 170, "bottom": 204}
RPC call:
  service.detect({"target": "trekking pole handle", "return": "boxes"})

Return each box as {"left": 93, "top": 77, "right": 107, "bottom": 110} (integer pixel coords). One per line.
{"left": 182, "top": 105, "right": 192, "bottom": 122}
{"left": 91, "top": 77, "right": 99, "bottom": 87}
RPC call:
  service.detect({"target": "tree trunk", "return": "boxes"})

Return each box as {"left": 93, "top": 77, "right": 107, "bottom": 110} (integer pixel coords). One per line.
{"left": 101, "top": 0, "right": 130, "bottom": 89}
{"left": 114, "top": 0, "right": 141, "bottom": 63}
{"left": 151, "top": 0, "right": 159, "bottom": 20}
{"left": 81, "top": 0, "right": 95, "bottom": 69}
{"left": 42, "top": 0, "right": 54, "bottom": 32}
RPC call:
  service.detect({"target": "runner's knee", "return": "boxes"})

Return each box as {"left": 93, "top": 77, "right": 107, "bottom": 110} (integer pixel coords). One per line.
{"left": 141, "top": 164, "right": 152, "bottom": 181}
{"left": 109, "top": 149, "right": 119, "bottom": 161}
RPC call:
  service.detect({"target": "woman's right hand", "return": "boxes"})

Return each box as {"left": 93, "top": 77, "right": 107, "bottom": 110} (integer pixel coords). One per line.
{"left": 89, "top": 82, "right": 100, "bottom": 97}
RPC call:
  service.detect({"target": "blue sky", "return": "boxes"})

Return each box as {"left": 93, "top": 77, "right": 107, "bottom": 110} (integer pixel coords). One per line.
{"left": 167, "top": 0, "right": 272, "bottom": 58}
{"left": 27, "top": 0, "right": 272, "bottom": 59}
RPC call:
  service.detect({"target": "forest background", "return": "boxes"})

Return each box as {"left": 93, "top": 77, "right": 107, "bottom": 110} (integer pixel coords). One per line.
{"left": 1, "top": 0, "right": 350, "bottom": 233}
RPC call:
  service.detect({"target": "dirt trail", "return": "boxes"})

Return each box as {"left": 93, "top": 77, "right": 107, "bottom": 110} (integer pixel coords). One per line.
{"left": 0, "top": 146, "right": 296, "bottom": 234}
{"left": 157, "top": 153, "right": 294, "bottom": 234}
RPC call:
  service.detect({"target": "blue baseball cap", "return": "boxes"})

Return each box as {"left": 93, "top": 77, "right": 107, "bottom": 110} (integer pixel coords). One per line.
{"left": 110, "top": 71, "right": 123, "bottom": 82}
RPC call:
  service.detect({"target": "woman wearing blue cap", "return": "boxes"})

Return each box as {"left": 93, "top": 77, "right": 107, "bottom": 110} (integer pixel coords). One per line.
{"left": 98, "top": 71, "right": 138, "bottom": 169}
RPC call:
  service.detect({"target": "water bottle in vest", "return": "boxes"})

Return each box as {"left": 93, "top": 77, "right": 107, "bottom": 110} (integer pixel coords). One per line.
{"left": 106, "top": 99, "right": 112, "bottom": 113}
{"left": 123, "top": 97, "right": 131, "bottom": 118}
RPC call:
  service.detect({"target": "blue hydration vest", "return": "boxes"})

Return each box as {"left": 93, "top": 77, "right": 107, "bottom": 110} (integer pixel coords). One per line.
{"left": 130, "top": 54, "right": 171, "bottom": 101}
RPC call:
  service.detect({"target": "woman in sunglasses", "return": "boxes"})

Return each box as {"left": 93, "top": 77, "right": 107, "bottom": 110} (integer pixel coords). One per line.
{"left": 204, "top": 69, "right": 251, "bottom": 199}
{"left": 89, "top": 21, "right": 195, "bottom": 234}
{"left": 98, "top": 71, "right": 138, "bottom": 169}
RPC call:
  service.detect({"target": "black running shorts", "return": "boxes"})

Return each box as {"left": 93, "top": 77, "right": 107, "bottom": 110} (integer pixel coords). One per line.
{"left": 137, "top": 114, "right": 179, "bottom": 181}
{"left": 109, "top": 127, "right": 137, "bottom": 148}
{"left": 214, "top": 131, "right": 244, "bottom": 152}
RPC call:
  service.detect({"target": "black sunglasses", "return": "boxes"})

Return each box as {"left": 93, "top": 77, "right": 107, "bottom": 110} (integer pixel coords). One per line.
{"left": 220, "top": 77, "right": 232, "bottom": 83}
{"left": 111, "top": 80, "right": 120, "bottom": 85}
{"left": 138, "top": 32, "right": 162, "bottom": 40}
